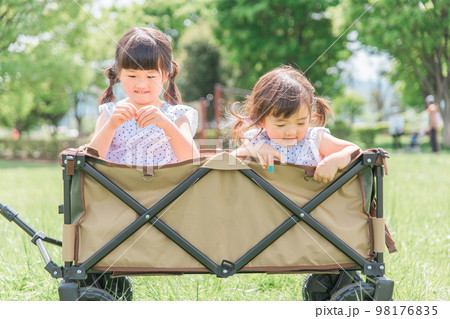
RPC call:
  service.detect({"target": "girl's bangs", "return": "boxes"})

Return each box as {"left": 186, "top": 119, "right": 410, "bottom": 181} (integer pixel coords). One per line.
{"left": 119, "top": 42, "right": 160, "bottom": 71}
{"left": 269, "top": 86, "right": 308, "bottom": 119}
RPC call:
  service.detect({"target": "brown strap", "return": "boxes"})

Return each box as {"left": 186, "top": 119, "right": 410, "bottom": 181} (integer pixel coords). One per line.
{"left": 304, "top": 168, "right": 315, "bottom": 179}
{"left": 384, "top": 225, "right": 397, "bottom": 253}
{"left": 374, "top": 148, "right": 389, "bottom": 175}
{"left": 66, "top": 159, "right": 75, "bottom": 175}
{"left": 350, "top": 148, "right": 362, "bottom": 161}
{"left": 84, "top": 146, "right": 100, "bottom": 158}
{"left": 63, "top": 149, "right": 78, "bottom": 176}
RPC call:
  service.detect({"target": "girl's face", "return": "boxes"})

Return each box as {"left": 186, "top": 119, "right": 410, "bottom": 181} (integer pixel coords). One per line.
{"left": 119, "top": 68, "right": 168, "bottom": 108}
{"left": 260, "top": 106, "right": 310, "bottom": 147}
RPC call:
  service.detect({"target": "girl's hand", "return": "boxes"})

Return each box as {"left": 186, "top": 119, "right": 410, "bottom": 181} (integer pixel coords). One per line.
{"left": 316, "top": 132, "right": 360, "bottom": 184}
{"left": 136, "top": 105, "right": 171, "bottom": 130}
{"left": 108, "top": 102, "right": 137, "bottom": 129}
{"left": 252, "top": 142, "right": 286, "bottom": 169}
{"left": 313, "top": 158, "right": 339, "bottom": 184}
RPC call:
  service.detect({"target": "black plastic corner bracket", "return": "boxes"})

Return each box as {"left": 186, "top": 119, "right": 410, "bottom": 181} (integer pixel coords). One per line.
{"left": 63, "top": 266, "right": 86, "bottom": 281}
{"left": 62, "top": 154, "right": 86, "bottom": 171}
{"left": 216, "top": 260, "right": 236, "bottom": 278}
{"left": 362, "top": 153, "right": 379, "bottom": 166}
{"left": 363, "top": 262, "right": 385, "bottom": 276}
{"left": 45, "top": 261, "right": 63, "bottom": 278}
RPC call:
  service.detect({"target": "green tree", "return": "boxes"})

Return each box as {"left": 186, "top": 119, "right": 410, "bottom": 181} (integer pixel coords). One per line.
{"left": 178, "top": 40, "right": 221, "bottom": 102}
{"left": 345, "top": 0, "right": 450, "bottom": 146}
{"left": 213, "top": 0, "right": 348, "bottom": 95}
{"left": 0, "top": 0, "right": 109, "bottom": 135}
{"left": 0, "top": 0, "right": 49, "bottom": 53}
{"left": 109, "top": 0, "right": 214, "bottom": 50}
{"left": 334, "top": 91, "right": 365, "bottom": 124}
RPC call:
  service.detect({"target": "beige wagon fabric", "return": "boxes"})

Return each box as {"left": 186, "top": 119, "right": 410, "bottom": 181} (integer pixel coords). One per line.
{"left": 74, "top": 152, "right": 373, "bottom": 273}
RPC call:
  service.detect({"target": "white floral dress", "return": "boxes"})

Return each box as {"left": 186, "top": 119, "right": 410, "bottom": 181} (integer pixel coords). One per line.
{"left": 99, "top": 101, "right": 198, "bottom": 167}
{"left": 244, "top": 127, "right": 330, "bottom": 166}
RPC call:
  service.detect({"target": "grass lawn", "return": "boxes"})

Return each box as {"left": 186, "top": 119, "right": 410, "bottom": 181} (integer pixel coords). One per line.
{"left": 0, "top": 146, "right": 449, "bottom": 301}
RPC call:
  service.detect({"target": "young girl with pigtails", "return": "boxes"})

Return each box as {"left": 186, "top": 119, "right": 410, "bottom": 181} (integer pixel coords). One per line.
{"left": 89, "top": 26, "right": 199, "bottom": 167}
{"left": 232, "top": 66, "right": 360, "bottom": 184}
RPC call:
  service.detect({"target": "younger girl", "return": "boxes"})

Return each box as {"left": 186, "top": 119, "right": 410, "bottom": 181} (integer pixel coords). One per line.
{"left": 232, "top": 66, "right": 360, "bottom": 184}
{"left": 89, "top": 26, "right": 199, "bottom": 167}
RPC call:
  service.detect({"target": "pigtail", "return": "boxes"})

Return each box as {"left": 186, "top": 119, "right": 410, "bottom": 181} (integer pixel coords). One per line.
{"left": 99, "top": 66, "right": 118, "bottom": 104}
{"left": 312, "top": 97, "right": 333, "bottom": 127}
{"left": 164, "top": 60, "right": 182, "bottom": 105}
{"left": 229, "top": 100, "right": 263, "bottom": 144}
{"left": 230, "top": 104, "right": 249, "bottom": 143}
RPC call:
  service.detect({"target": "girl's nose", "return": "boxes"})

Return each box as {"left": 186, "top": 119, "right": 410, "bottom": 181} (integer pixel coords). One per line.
{"left": 136, "top": 79, "right": 147, "bottom": 88}
{"left": 286, "top": 127, "right": 297, "bottom": 136}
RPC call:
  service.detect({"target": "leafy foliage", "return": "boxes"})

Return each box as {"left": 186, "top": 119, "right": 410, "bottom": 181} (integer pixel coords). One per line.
{"left": 0, "top": 0, "right": 110, "bottom": 133}
{"left": 333, "top": 92, "right": 365, "bottom": 124}
{"left": 213, "top": 0, "right": 348, "bottom": 94}
{"left": 344, "top": 0, "right": 450, "bottom": 145}
{"left": 178, "top": 40, "right": 221, "bottom": 102}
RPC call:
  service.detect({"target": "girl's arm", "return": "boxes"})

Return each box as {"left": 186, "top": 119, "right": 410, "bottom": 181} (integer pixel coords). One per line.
{"left": 88, "top": 103, "right": 137, "bottom": 158}
{"left": 164, "top": 114, "right": 200, "bottom": 161}
{"left": 314, "top": 132, "right": 360, "bottom": 183}
{"left": 88, "top": 112, "right": 117, "bottom": 159}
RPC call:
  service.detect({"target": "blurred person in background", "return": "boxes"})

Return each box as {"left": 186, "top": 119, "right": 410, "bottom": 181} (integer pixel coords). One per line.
{"left": 388, "top": 106, "right": 405, "bottom": 150}
{"left": 424, "top": 95, "right": 441, "bottom": 154}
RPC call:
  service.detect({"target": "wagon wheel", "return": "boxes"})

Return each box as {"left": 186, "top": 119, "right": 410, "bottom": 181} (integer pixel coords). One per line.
{"left": 302, "top": 272, "right": 363, "bottom": 301}
{"left": 78, "top": 287, "right": 116, "bottom": 301}
{"left": 330, "top": 282, "right": 376, "bottom": 301}
{"left": 79, "top": 274, "right": 133, "bottom": 301}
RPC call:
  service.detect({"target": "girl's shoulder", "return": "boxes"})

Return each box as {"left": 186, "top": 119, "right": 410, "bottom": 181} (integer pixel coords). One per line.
{"left": 306, "top": 126, "right": 330, "bottom": 147}
{"left": 163, "top": 103, "right": 199, "bottom": 136}
{"left": 163, "top": 103, "right": 196, "bottom": 114}
{"left": 243, "top": 128, "right": 269, "bottom": 142}
{"left": 98, "top": 101, "right": 116, "bottom": 115}
{"left": 162, "top": 103, "right": 198, "bottom": 121}
{"left": 306, "top": 126, "right": 330, "bottom": 138}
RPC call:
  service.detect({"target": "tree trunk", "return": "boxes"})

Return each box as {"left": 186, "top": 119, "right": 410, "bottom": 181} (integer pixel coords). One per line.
{"left": 442, "top": 95, "right": 450, "bottom": 147}
{"left": 75, "top": 115, "right": 83, "bottom": 137}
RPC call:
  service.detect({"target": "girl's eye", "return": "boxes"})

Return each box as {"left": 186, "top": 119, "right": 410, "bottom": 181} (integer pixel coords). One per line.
{"left": 276, "top": 124, "right": 285, "bottom": 127}
{"left": 128, "top": 75, "right": 136, "bottom": 78}
{"left": 297, "top": 122, "right": 305, "bottom": 126}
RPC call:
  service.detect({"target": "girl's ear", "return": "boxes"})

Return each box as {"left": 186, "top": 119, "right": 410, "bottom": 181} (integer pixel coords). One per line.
{"left": 259, "top": 119, "right": 265, "bottom": 128}
{"left": 162, "top": 71, "right": 169, "bottom": 83}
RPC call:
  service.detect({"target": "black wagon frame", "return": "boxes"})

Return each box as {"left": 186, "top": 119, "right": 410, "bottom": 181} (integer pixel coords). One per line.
{"left": 1, "top": 149, "right": 394, "bottom": 301}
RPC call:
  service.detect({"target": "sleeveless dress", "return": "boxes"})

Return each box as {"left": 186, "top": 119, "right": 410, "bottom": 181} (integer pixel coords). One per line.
{"left": 99, "top": 101, "right": 198, "bottom": 167}
{"left": 244, "top": 127, "right": 330, "bottom": 166}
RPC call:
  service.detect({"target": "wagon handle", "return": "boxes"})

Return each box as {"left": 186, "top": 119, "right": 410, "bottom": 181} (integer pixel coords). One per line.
{"left": 0, "top": 202, "right": 62, "bottom": 246}
{"left": 1, "top": 202, "right": 66, "bottom": 278}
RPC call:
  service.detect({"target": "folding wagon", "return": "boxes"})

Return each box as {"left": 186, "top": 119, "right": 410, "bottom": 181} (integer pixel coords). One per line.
{"left": 1, "top": 147, "right": 396, "bottom": 301}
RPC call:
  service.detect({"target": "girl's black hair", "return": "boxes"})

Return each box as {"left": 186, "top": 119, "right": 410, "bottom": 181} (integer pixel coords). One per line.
{"left": 231, "top": 65, "right": 332, "bottom": 142}
{"left": 100, "top": 26, "right": 181, "bottom": 105}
